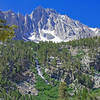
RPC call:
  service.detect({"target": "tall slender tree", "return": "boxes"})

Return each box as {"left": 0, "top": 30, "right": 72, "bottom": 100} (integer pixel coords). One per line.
{"left": 58, "top": 82, "right": 68, "bottom": 100}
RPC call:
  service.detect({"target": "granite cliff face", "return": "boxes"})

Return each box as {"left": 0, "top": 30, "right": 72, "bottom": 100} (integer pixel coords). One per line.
{"left": 0, "top": 6, "right": 100, "bottom": 42}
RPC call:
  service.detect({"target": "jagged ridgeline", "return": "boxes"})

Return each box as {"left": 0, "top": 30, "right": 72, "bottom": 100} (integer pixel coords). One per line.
{"left": 0, "top": 7, "right": 100, "bottom": 42}
{"left": 0, "top": 36, "right": 100, "bottom": 100}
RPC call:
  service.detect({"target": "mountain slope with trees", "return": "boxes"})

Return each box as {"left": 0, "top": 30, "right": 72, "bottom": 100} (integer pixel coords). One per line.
{"left": 0, "top": 36, "right": 100, "bottom": 100}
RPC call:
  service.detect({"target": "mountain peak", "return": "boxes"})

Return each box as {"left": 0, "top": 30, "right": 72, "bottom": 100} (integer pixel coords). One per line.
{"left": 33, "top": 6, "right": 45, "bottom": 12}
{"left": 35, "top": 6, "right": 44, "bottom": 10}
{"left": 0, "top": 7, "right": 100, "bottom": 42}
{"left": 46, "top": 8, "right": 57, "bottom": 14}
{"left": 33, "top": 6, "right": 57, "bottom": 14}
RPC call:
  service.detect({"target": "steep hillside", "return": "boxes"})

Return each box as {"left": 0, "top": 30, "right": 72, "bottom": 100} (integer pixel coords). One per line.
{"left": 0, "top": 36, "right": 100, "bottom": 100}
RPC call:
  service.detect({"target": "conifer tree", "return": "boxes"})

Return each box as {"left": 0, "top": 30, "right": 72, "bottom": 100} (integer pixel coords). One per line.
{"left": 58, "top": 82, "right": 68, "bottom": 100}
{"left": 0, "top": 19, "right": 17, "bottom": 42}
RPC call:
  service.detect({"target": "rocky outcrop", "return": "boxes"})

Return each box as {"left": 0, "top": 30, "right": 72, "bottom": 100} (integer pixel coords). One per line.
{"left": 16, "top": 70, "right": 38, "bottom": 95}
{"left": 93, "top": 73, "right": 100, "bottom": 88}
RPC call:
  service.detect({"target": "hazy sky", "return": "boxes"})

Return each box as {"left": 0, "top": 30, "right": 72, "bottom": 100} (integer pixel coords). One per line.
{"left": 0, "top": 0, "right": 100, "bottom": 28}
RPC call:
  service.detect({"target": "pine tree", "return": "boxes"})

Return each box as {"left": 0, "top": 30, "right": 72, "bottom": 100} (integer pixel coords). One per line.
{"left": 58, "top": 82, "right": 68, "bottom": 100}
{"left": 0, "top": 19, "right": 17, "bottom": 42}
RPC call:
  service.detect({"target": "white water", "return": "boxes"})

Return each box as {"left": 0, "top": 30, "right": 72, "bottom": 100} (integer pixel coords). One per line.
{"left": 36, "top": 64, "right": 45, "bottom": 80}
{"left": 35, "top": 59, "right": 49, "bottom": 84}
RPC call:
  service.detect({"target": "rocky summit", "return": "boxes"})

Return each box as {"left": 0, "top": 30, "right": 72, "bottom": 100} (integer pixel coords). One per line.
{"left": 0, "top": 6, "right": 100, "bottom": 43}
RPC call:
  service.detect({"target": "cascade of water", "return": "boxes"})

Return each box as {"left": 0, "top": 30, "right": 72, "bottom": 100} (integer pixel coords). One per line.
{"left": 35, "top": 59, "right": 49, "bottom": 84}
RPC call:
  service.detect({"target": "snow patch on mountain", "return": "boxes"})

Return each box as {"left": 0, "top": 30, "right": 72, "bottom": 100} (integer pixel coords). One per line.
{"left": 28, "top": 29, "right": 63, "bottom": 43}
{"left": 89, "top": 28, "right": 100, "bottom": 35}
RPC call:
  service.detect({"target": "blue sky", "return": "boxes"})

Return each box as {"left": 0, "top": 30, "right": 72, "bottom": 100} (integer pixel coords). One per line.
{"left": 0, "top": 0, "right": 100, "bottom": 28}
